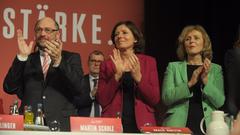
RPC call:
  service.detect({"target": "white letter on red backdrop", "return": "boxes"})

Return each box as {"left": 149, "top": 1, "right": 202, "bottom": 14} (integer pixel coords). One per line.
{"left": 3, "top": 8, "right": 15, "bottom": 39}
{"left": 20, "top": 9, "right": 32, "bottom": 39}
{"left": 92, "top": 14, "right": 101, "bottom": 44}
{"left": 55, "top": 12, "right": 67, "bottom": 42}
{"left": 72, "top": 13, "right": 86, "bottom": 43}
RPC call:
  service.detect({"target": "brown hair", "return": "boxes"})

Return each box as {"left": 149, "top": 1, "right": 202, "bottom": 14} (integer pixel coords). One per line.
{"left": 111, "top": 21, "right": 145, "bottom": 54}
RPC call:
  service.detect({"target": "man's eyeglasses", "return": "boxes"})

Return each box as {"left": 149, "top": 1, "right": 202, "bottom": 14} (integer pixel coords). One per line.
{"left": 35, "top": 27, "right": 58, "bottom": 34}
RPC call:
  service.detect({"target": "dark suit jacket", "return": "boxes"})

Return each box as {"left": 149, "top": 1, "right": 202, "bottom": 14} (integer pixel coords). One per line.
{"left": 96, "top": 54, "right": 160, "bottom": 129}
{"left": 224, "top": 48, "right": 240, "bottom": 117}
{"left": 75, "top": 74, "right": 95, "bottom": 116}
{"left": 3, "top": 50, "right": 83, "bottom": 131}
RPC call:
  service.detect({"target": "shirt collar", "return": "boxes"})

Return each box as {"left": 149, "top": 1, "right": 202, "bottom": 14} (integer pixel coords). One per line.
{"left": 89, "top": 74, "right": 99, "bottom": 80}
{"left": 39, "top": 50, "right": 47, "bottom": 57}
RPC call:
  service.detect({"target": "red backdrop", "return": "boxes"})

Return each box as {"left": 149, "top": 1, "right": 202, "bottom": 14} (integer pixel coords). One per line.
{"left": 0, "top": 0, "right": 144, "bottom": 114}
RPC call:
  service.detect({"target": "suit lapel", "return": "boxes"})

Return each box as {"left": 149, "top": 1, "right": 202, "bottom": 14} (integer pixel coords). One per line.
{"left": 30, "top": 51, "right": 43, "bottom": 77}
{"left": 85, "top": 75, "right": 93, "bottom": 115}
{"left": 179, "top": 61, "right": 188, "bottom": 82}
{"left": 45, "top": 62, "right": 54, "bottom": 82}
{"left": 86, "top": 75, "right": 91, "bottom": 93}
{"left": 45, "top": 52, "right": 63, "bottom": 82}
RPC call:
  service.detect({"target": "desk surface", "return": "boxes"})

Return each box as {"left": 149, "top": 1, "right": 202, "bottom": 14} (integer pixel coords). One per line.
{"left": 0, "top": 130, "right": 145, "bottom": 135}
{"left": 0, "top": 130, "right": 190, "bottom": 135}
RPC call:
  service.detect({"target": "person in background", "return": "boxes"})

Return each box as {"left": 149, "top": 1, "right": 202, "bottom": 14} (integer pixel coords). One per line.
{"left": 75, "top": 50, "right": 104, "bottom": 117}
{"left": 162, "top": 25, "right": 225, "bottom": 134}
{"left": 3, "top": 17, "right": 83, "bottom": 131}
{"left": 96, "top": 21, "right": 160, "bottom": 133}
{"left": 224, "top": 39, "right": 240, "bottom": 118}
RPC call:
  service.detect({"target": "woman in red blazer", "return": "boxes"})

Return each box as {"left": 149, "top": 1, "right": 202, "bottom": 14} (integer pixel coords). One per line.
{"left": 96, "top": 21, "right": 160, "bottom": 133}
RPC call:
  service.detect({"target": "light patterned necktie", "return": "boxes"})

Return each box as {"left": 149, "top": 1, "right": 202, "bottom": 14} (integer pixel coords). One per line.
{"left": 42, "top": 52, "right": 50, "bottom": 79}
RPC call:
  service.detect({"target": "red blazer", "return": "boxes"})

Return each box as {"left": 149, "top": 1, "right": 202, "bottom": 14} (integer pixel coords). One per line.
{"left": 96, "top": 54, "right": 160, "bottom": 129}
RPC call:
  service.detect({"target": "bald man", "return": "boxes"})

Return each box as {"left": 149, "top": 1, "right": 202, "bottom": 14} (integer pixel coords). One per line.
{"left": 3, "top": 17, "right": 83, "bottom": 131}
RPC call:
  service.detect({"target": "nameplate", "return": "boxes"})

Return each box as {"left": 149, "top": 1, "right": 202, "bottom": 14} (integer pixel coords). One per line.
{"left": 70, "top": 117, "right": 122, "bottom": 133}
{"left": 140, "top": 126, "right": 192, "bottom": 134}
{"left": 0, "top": 114, "right": 24, "bottom": 130}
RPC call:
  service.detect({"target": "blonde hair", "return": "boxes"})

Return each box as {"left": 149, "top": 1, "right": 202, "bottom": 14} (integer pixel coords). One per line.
{"left": 176, "top": 25, "right": 213, "bottom": 61}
